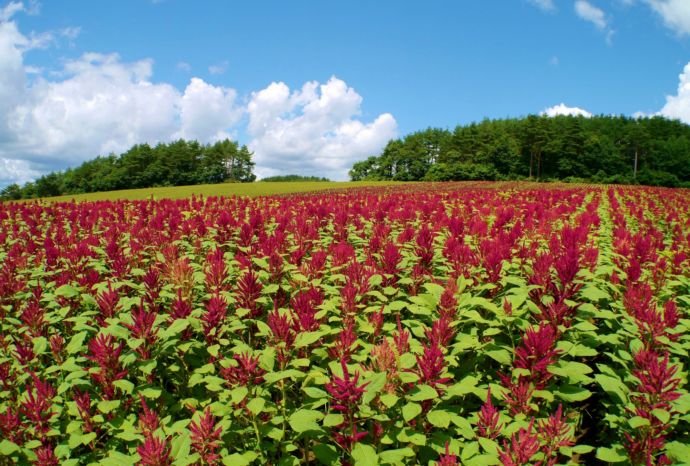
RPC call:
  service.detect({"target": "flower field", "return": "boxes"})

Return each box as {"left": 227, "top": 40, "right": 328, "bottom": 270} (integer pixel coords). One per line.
{"left": 0, "top": 182, "right": 688, "bottom": 465}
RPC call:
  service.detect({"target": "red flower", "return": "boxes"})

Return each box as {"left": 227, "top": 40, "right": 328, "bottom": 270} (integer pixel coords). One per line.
{"left": 86, "top": 334, "right": 128, "bottom": 400}
{"left": 415, "top": 343, "right": 451, "bottom": 389}
{"left": 137, "top": 435, "right": 172, "bottom": 466}
{"left": 435, "top": 441, "right": 458, "bottom": 466}
{"left": 325, "top": 359, "right": 369, "bottom": 414}
{"left": 189, "top": 407, "right": 223, "bottom": 465}
{"left": 477, "top": 388, "right": 502, "bottom": 439}
{"left": 202, "top": 294, "right": 228, "bottom": 344}
{"left": 220, "top": 353, "right": 266, "bottom": 387}
{"left": 498, "top": 418, "right": 541, "bottom": 466}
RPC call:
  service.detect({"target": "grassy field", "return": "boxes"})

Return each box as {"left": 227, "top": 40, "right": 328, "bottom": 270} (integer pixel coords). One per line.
{"left": 34, "top": 181, "right": 402, "bottom": 202}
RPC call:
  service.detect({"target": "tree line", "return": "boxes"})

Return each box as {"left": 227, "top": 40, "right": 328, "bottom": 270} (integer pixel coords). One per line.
{"left": 259, "top": 175, "right": 330, "bottom": 182}
{"left": 1, "top": 139, "right": 256, "bottom": 200}
{"left": 349, "top": 115, "right": 690, "bottom": 188}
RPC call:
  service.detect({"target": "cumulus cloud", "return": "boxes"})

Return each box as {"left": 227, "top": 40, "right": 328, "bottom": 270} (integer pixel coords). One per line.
{"left": 0, "top": 7, "right": 397, "bottom": 186}
{"left": 176, "top": 77, "right": 242, "bottom": 142}
{"left": 528, "top": 0, "right": 555, "bottom": 11}
{"left": 0, "top": 11, "right": 244, "bottom": 182}
{"left": 575, "top": 0, "right": 608, "bottom": 29}
{"left": 645, "top": 0, "right": 690, "bottom": 36}
{"left": 658, "top": 62, "right": 690, "bottom": 123}
{"left": 541, "top": 103, "right": 593, "bottom": 117}
{"left": 247, "top": 77, "right": 398, "bottom": 180}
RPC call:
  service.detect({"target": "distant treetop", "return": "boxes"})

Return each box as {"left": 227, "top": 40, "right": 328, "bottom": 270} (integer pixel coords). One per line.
{"left": 349, "top": 114, "right": 690, "bottom": 188}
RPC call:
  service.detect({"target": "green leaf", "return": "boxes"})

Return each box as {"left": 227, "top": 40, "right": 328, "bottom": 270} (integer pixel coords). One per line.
{"left": 170, "top": 431, "right": 191, "bottom": 460}
{"left": 99, "top": 451, "right": 137, "bottom": 466}
{"left": 651, "top": 408, "right": 670, "bottom": 424}
{"left": 113, "top": 379, "right": 135, "bottom": 394}
{"left": 230, "top": 386, "right": 248, "bottom": 404}
{"left": 380, "top": 393, "right": 399, "bottom": 408}
{"left": 595, "top": 374, "right": 628, "bottom": 404}
{"left": 246, "top": 397, "right": 265, "bottom": 415}
{"left": 303, "top": 387, "right": 328, "bottom": 399}
{"left": 264, "top": 369, "right": 304, "bottom": 383}
{"left": 66, "top": 331, "right": 89, "bottom": 355}
{"left": 596, "top": 445, "right": 627, "bottom": 463}
{"left": 0, "top": 439, "right": 20, "bottom": 455}
{"left": 402, "top": 402, "right": 422, "bottom": 422}
{"left": 484, "top": 348, "right": 512, "bottom": 365}
{"left": 294, "top": 331, "right": 323, "bottom": 348}
{"left": 97, "top": 399, "right": 121, "bottom": 414}
{"left": 160, "top": 319, "right": 189, "bottom": 339}
{"left": 628, "top": 416, "right": 650, "bottom": 429}
{"left": 323, "top": 413, "right": 344, "bottom": 427}
{"left": 554, "top": 385, "right": 591, "bottom": 402}
{"left": 289, "top": 409, "right": 324, "bottom": 433}
{"left": 378, "top": 448, "right": 415, "bottom": 464}
{"left": 363, "top": 372, "right": 387, "bottom": 404}
{"left": 222, "top": 452, "right": 258, "bottom": 466}
{"left": 446, "top": 375, "right": 479, "bottom": 397}
{"left": 56, "top": 284, "right": 80, "bottom": 298}
{"left": 139, "top": 387, "right": 162, "bottom": 399}
{"left": 666, "top": 441, "right": 690, "bottom": 463}
{"left": 580, "top": 285, "right": 610, "bottom": 302}
{"left": 407, "top": 384, "right": 438, "bottom": 401}
{"left": 351, "top": 443, "right": 378, "bottom": 465}
{"left": 548, "top": 360, "right": 593, "bottom": 384}
{"left": 313, "top": 444, "right": 339, "bottom": 465}
{"left": 427, "top": 410, "right": 451, "bottom": 428}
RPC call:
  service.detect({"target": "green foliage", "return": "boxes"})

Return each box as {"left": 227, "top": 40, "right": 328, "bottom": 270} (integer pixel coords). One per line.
{"left": 259, "top": 175, "right": 330, "bottom": 182}
{"left": 350, "top": 115, "right": 690, "bottom": 187}
{"left": 2, "top": 139, "right": 256, "bottom": 200}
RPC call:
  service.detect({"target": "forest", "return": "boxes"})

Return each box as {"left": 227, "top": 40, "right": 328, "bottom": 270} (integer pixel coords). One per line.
{"left": 349, "top": 115, "right": 690, "bottom": 187}
{"left": 1, "top": 139, "right": 256, "bottom": 200}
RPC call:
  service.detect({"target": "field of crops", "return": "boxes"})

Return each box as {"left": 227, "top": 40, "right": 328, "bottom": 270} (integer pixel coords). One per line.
{"left": 37, "top": 181, "right": 400, "bottom": 203}
{"left": 0, "top": 182, "right": 688, "bottom": 465}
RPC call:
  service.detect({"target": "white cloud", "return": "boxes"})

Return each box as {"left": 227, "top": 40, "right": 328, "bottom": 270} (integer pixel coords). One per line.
{"left": 176, "top": 77, "right": 242, "bottom": 142}
{"left": 645, "top": 0, "right": 690, "bottom": 36}
{"left": 659, "top": 62, "right": 690, "bottom": 122}
{"left": 0, "top": 157, "right": 39, "bottom": 185}
{"left": 541, "top": 103, "right": 593, "bottom": 117}
{"left": 208, "top": 60, "right": 228, "bottom": 75}
{"left": 176, "top": 61, "right": 191, "bottom": 72}
{"left": 528, "top": 0, "right": 555, "bottom": 11}
{"left": 247, "top": 77, "right": 397, "bottom": 180}
{"left": 0, "top": 12, "right": 396, "bottom": 186}
{"left": 0, "top": 14, "right": 245, "bottom": 180}
{"left": 0, "top": 1, "right": 23, "bottom": 21}
{"left": 575, "top": 0, "right": 608, "bottom": 29}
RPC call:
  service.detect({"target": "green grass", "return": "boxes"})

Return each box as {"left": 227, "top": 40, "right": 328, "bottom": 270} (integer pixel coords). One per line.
{"left": 36, "top": 181, "right": 402, "bottom": 202}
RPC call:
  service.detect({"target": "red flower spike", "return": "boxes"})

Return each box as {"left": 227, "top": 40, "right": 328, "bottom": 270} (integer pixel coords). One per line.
{"left": 202, "top": 294, "right": 228, "bottom": 344}
{"left": 220, "top": 353, "right": 266, "bottom": 387}
{"left": 86, "top": 334, "right": 128, "bottom": 400}
{"left": 435, "top": 441, "right": 458, "bottom": 466}
{"left": 498, "top": 418, "right": 541, "bottom": 466}
{"left": 513, "top": 324, "right": 560, "bottom": 388}
{"left": 124, "top": 301, "right": 159, "bottom": 359}
{"left": 137, "top": 435, "right": 172, "bottom": 466}
{"left": 138, "top": 395, "right": 160, "bottom": 435}
{"left": 0, "top": 407, "right": 23, "bottom": 443}
{"left": 477, "top": 388, "right": 502, "bottom": 439}
{"left": 538, "top": 404, "right": 573, "bottom": 462}
{"left": 34, "top": 444, "right": 60, "bottom": 466}
{"left": 189, "top": 407, "right": 223, "bottom": 465}
{"left": 325, "top": 359, "right": 369, "bottom": 413}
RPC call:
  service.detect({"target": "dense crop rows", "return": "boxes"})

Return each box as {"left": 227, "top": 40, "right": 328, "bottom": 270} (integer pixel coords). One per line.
{"left": 0, "top": 183, "right": 688, "bottom": 465}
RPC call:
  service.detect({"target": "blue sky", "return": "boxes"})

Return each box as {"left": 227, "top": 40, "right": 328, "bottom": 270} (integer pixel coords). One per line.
{"left": 1, "top": 0, "right": 690, "bottom": 184}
